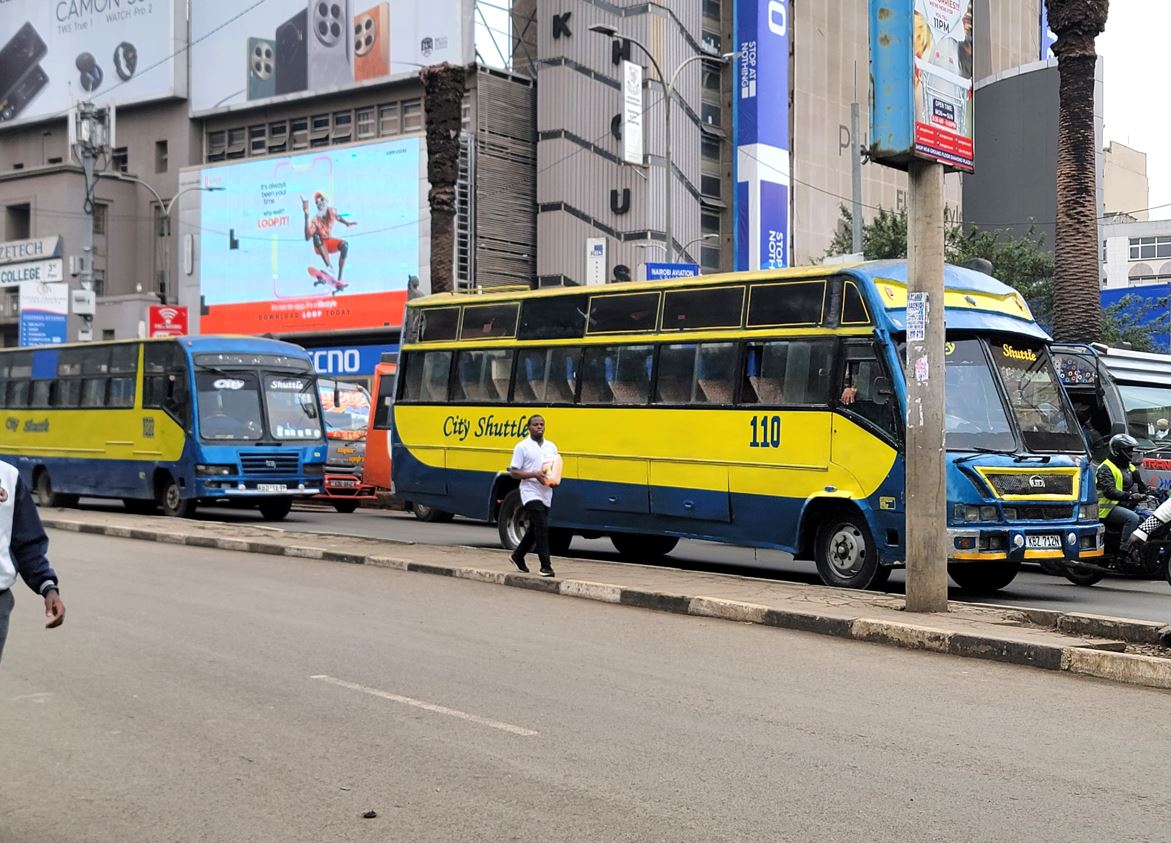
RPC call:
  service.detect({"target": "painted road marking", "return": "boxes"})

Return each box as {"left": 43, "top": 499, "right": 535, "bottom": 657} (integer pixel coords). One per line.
{"left": 310, "top": 675, "right": 539, "bottom": 736}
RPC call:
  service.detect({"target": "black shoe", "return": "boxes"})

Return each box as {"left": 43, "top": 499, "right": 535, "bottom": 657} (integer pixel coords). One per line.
{"left": 539, "top": 567, "right": 555, "bottom": 578}
{"left": 509, "top": 553, "right": 529, "bottom": 573}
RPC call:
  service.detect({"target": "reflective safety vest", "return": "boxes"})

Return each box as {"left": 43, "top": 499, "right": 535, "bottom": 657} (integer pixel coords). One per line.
{"left": 1098, "top": 460, "right": 1136, "bottom": 518}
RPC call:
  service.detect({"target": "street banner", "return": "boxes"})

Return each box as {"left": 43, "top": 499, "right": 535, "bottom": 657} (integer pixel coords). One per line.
{"left": 733, "top": 0, "right": 791, "bottom": 271}
{"left": 149, "top": 305, "right": 188, "bottom": 337}
{"left": 621, "top": 60, "right": 644, "bottom": 166}
{"left": 19, "top": 281, "right": 68, "bottom": 346}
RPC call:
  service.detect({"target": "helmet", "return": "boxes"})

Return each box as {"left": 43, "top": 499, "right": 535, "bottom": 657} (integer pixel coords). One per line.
{"left": 1109, "top": 433, "right": 1139, "bottom": 462}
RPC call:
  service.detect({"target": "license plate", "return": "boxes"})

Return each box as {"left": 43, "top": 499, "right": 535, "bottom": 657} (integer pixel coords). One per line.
{"left": 331, "top": 479, "right": 357, "bottom": 488}
{"left": 258, "top": 484, "right": 287, "bottom": 493}
{"left": 1026, "top": 534, "right": 1061, "bottom": 549}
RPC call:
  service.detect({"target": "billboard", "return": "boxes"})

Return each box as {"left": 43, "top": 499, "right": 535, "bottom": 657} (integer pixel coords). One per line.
{"left": 198, "top": 137, "right": 424, "bottom": 335}
{"left": 0, "top": 0, "right": 182, "bottom": 129}
{"left": 189, "top": 0, "right": 473, "bottom": 115}
{"left": 869, "top": 0, "right": 974, "bottom": 173}
{"left": 1040, "top": 5, "right": 1057, "bottom": 60}
{"left": 19, "top": 281, "right": 68, "bottom": 346}
{"left": 733, "top": 0, "right": 791, "bottom": 272}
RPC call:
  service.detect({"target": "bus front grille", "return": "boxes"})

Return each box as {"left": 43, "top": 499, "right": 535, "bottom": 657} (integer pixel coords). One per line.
{"left": 240, "top": 454, "right": 301, "bottom": 475}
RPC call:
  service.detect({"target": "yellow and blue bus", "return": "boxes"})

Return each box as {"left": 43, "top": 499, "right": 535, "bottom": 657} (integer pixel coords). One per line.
{"left": 390, "top": 261, "right": 1102, "bottom": 592}
{"left": 0, "top": 336, "right": 327, "bottom": 520}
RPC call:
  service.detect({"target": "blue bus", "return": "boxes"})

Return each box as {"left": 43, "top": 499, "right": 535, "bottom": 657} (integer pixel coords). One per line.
{"left": 0, "top": 336, "right": 327, "bottom": 520}
{"left": 390, "top": 260, "right": 1102, "bottom": 593}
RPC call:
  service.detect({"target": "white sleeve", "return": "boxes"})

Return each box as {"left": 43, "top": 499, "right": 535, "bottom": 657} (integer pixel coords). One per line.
{"left": 509, "top": 442, "right": 525, "bottom": 470}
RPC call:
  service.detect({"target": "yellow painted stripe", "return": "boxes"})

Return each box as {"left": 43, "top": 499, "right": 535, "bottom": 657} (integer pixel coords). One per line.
{"left": 1079, "top": 549, "right": 1105, "bottom": 558}
{"left": 2, "top": 408, "right": 186, "bottom": 462}
{"left": 1024, "top": 549, "right": 1067, "bottom": 559}
{"left": 951, "top": 551, "right": 1009, "bottom": 561}
{"left": 873, "top": 277, "right": 1033, "bottom": 320}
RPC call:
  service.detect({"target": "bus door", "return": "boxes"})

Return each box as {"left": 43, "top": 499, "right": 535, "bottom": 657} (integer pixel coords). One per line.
{"left": 365, "top": 362, "right": 396, "bottom": 491}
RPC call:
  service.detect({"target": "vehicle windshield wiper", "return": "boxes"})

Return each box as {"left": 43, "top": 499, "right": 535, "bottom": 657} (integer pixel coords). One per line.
{"left": 196, "top": 363, "right": 245, "bottom": 380}
{"left": 952, "top": 447, "right": 1051, "bottom": 465}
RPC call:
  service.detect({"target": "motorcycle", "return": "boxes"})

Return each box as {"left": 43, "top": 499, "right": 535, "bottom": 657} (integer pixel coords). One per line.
{"left": 1053, "top": 490, "right": 1171, "bottom": 586}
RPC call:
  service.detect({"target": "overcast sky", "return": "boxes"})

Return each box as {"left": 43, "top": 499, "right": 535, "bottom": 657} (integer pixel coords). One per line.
{"left": 1098, "top": 0, "right": 1170, "bottom": 219}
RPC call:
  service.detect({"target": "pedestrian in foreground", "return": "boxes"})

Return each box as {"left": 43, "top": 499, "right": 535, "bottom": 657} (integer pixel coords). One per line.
{"left": 508, "top": 415, "right": 560, "bottom": 577}
{"left": 0, "top": 460, "right": 65, "bottom": 663}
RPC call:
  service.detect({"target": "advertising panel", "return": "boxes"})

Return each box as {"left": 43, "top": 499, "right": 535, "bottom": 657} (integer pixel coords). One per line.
{"left": 0, "top": 259, "right": 62, "bottom": 285}
{"left": 19, "top": 281, "right": 68, "bottom": 346}
{"left": 733, "top": 0, "right": 791, "bottom": 272}
{"left": 621, "top": 60, "right": 643, "bottom": 167}
{"left": 149, "top": 304, "right": 188, "bottom": 336}
{"left": 309, "top": 342, "right": 400, "bottom": 377}
{"left": 0, "top": 0, "right": 181, "bottom": 129}
{"left": 189, "top": 0, "right": 472, "bottom": 115}
{"left": 198, "top": 137, "right": 423, "bottom": 335}
{"left": 869, "top": 0, "right": 975, "bottom": 173}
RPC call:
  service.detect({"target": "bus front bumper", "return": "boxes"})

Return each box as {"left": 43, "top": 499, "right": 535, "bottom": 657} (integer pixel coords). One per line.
{"left": 195, "top": 479, "right": 322, "bottom": 497}
{"left": 948, "top": 524, "right": 1104, "bottom": 562}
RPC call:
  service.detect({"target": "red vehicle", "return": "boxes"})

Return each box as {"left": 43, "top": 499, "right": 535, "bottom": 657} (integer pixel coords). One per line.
{"left": 365, "top": 356, "right": 450, "bottom": 521}
{"left": 315, "top": 377, "right": 377, "bottom": 512}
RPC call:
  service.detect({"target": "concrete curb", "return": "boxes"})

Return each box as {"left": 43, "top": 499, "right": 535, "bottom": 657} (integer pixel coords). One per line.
{"left": 44, "top": 517, "right": 1171, "bottom": 691}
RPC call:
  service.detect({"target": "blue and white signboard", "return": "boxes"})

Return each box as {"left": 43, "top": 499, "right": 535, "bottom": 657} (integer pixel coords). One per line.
{"left": 733, "top": 0, "right": 791, "bottom": 272}
{"left": 308, "top": 342, "right": 399, "bottom": 378}
{"left": 18, "top": 281, "right": 68, "bottom": 347}
{"left": 644, "top": 262, "right": 700, "bottom": 281}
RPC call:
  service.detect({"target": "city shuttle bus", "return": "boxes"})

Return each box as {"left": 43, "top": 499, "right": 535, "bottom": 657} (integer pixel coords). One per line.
{"left": 390, "top": 261, "right": 1101, "bottom": 592}
{"left": 0, "top": 336, "right": 327, "bottom": 520}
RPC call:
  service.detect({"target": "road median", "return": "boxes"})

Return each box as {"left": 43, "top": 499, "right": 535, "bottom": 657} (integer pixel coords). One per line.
{"left": 40, "top": 509, "right": 1171, "bottom": 692}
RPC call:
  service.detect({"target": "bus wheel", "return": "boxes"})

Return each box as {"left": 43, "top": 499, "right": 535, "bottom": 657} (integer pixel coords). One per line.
{"left": 158, "top": 477, "right": 197, "bottom": 518}
{"left": 497, "top": 490, "right": 527, "bottom": 550}
{"left": 814, "top": 512, "right": 888, "bottom": 589}
{"left": 123, "top": 498, "right": 159, "bottom": 515}
{"left": 947, "top": 562, "right": 1021, "bottom": 594}
{"left": 34, "top": 470, "right": 78, "bottom": 508}
{"left": 413, "top": 502, "right": 454, "bottom": 523}
{"left": 332, "top": 500, "right": 360, "bottom": 514}
{"left": 258, "top": 497, "right": 293, "bottom": 521}
{"left": 549, "top": 528, "right": 573, "bottom": 556}
{"left": 610, "top": 533, "right": 679, "bottom": 561}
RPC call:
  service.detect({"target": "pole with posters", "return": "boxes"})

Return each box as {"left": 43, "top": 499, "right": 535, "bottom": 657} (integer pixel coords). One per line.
{"left": 870, "top": 0, "right": 975, "bottom": 612}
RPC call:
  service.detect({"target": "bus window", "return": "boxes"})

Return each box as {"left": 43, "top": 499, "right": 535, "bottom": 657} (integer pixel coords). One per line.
{"left": 841, "top": 281, "right": 871, "bottom": 325}
{"left": 517, "top": 348, "right": 580, "bottom": 403}
{"left": 662, "top": 287, "right": 745, "bottom": 331}
{"left": 839, "top": 341, "right": 899, "bottom": 440}
{"left": 144, "top": 342, "right": 190, "bottom": 424}
{"left": 453, "top": 349, "right": 514, "bottom": 403}
{"left": 372, "top": 369, "right": 395, "bottom": 430}
{"left": 30, "top": 380, "right": 52, "bottom": 408}
{"left": 588, "top": 293, "right": 661, "bottom": 334}
{"left": 581, "top": 345, "right": 653, "bottom": 404}
{"left": 419, "top": 306, "right": 460, "bottom": 342}
{"left": 81, "top": 379, "right": 107, "bottom": 408}
{"left": 400, "top": 351, "right": 452, "bottom": 402}
{"left": 740, "top": 340, "right": 834, "bottom": 406}
{"left": 747, "top": 280, "right": 826, "bottom": 328}
{"left": 518, "top": 295, "right": 589, "bottom": 340}
{"left": 460, "top": 303, "right": 519, "bottom": 340}
{"left": 655, "top": 342, "right": 737, "bottom": 405}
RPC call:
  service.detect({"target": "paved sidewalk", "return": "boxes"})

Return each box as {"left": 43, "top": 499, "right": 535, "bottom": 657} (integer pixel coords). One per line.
{"left": 40, "top": 507, "right": 1171, "bottom": 691}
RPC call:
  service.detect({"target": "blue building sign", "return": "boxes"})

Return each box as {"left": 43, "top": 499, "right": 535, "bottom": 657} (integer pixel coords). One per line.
{"left": 733, "top": 0, "right": 791, "bottom": 272}
{"left": 644, "top": 262, "right": 700, "bottom": 280}
{"left": 1101, "top": 285, "right": 1171, "bottom": 352}
{"left": 308, "top": 342, "right": 399, "bottom": 377}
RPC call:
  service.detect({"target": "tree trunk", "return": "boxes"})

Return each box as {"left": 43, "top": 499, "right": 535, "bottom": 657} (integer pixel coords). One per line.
{"left": 421, "top": 63, "right": 467, "bottom": 294}
{"left": 1047, "top": 0, "right": 1109, "bottom": 342}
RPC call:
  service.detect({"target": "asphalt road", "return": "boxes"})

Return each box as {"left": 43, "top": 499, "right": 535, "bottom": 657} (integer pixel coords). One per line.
{"left": 69, "top": 498, "right": 1171, "bottom": 625}
{"left": 3, "top": 531, "right": 1171, "bottom": 843}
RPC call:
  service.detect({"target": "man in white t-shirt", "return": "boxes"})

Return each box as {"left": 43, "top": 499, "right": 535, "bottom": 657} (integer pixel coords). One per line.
{"left": 508, "top": 415, "right": 559, "bottom": 577}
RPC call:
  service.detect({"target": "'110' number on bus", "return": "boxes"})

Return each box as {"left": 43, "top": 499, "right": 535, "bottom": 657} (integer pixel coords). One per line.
{"left": 749, "top": 415, "right": 781, "bottom": 448}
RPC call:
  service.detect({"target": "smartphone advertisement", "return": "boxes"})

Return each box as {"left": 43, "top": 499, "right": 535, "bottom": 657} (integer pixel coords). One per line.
{"left": 0, "top": 0, "right": 183, "bottom": 129}
{"left": 912, "top": 0, "right": 974, "bottom": 171}
{"left": 189, "top": 0, "right": 473, "bottom": 115}
{"left": 198, "top": 136, "right": 426, "bottom": 335}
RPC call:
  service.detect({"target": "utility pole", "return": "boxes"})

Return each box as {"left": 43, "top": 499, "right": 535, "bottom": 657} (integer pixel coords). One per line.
{"left": 69, "top": 101, "right": 113, "bottom": 341}
{"left": 903, "top": 159, "right": 949, "bottom": 612}
{"left": 850, "top": 102, "right": 864, "bottom": 255}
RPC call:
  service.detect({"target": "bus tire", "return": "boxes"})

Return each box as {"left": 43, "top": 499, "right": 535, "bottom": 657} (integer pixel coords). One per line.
{"left": 258, "top": 497, "right": 293, "bottom": 521}
{"left": 497, "top": 490, "right": 526, "bottom": 550}
{"left": 158, "top": 476, "right": 197, "bottom": 518}
{"left": 947, "top": 561, "right": 1021, "bottom": 594}
{"left": 332, "top": 500, "right": 360, "bottom": 514}
{"left": 123, "top": 498, "right": 159, "bottom": 515}
{"left": 814, "top": 511, "right": 889, "bottom": 589}
{"left": 413, "top": 502, "right": 454, "bottom": 523}
{"left": 610, "top": 533, "right": 679, "bottom": 561}
{"left": 34, "top": 470, "right": 78, "bottom": 508}
{"left": 1060, "top": 564, "right": 1105, "bottom": 587}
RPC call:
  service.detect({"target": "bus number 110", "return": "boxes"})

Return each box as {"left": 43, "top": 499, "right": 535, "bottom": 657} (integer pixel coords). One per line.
{"left": 749, "top": 414, "right": 781, "bottom": 448}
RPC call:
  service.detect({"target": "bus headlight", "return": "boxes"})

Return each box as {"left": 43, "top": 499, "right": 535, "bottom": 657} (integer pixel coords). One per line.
{"left": 954, "top": 505, "right": 998, "bottom": 522}
{"left": 196, "top": 464, "right": 235, "bottom": 476}
{"left": 1079, "top": 503, "right": 1098, "bottom": 522}
{"left": 303, "top": 464, "right": 325, "bottom": 476}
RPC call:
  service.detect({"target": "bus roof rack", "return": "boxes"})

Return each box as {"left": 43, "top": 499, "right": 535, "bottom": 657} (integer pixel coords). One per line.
{"left": 454, "top": 284, "right": 533, "bottom": 295}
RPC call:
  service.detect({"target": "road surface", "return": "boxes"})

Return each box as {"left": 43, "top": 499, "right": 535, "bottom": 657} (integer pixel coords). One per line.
{"left": 2, "top": 531, "right": 1169, "bottom": 842}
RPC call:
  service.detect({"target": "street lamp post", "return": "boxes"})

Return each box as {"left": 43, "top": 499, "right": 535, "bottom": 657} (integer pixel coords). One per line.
{"left": 114, "top": 175, "right": 223, "bottom": 304}
{"left": 589, "top": 24, "right": 735, "bottom": 264}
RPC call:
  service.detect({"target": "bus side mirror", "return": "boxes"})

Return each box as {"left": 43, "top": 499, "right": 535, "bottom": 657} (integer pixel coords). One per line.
{"left": 873, "top": 376, "right": 893, "bottom": 405}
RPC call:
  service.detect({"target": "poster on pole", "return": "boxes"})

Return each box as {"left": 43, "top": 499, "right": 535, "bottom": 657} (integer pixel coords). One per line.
{"left": 621, "top": 60, "right": 644, "bottom": 166}
{"left": 19, "top": 281, "right": 68, "bottom": 346}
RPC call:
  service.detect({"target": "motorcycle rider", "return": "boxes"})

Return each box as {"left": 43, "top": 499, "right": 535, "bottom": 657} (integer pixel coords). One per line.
{"left": 1098, "top": 433, "right": 1149, "bottom": 546}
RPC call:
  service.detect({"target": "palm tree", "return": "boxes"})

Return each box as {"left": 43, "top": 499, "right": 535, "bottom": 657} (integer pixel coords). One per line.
{"left": 1046, "top": 0, "right": 1109, "bottom": 342}
{"left": 420, "top": 63, "right": 466, "bottom": 294}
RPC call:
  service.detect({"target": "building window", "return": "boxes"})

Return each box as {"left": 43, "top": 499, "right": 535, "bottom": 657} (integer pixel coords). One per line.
{"left": 1129, "top": 236, "right": 1171, "bottom": 260}
{"left": 703, "top": 65, "right": 722, "bottom": 94}
{"left": 379, "top": 102, "right": 401, "bottom": 135}
{"left": 206, "top": 130, "right": 226, "bottom": 161}
{"left": 92, "top": 269, "right": 105, "bottom": 296}
{"left": 701, "top": 135, "right": 721, "bottom": 163}
{"left": 155, "top": 140, "right": 168, "bottom": 173}
{"left": 701, "top": 210, "right": 721, "bottom": 236}
{"left": 701, "top": 245, "right": 721, "bottom": 271}
{"left": 111, "top": 147, "right": 129, "bottom": 172}
{"left": 155, "top": 205, "right": 169, "bottom": 237}
{"left": 332, "top": 110, "right": 353, "bottom": 141}
{"left": 701, "top": 174, "right": 722, "bottom": 198}
{"left": 291, "top": 117, "right": 309, "bottom": 150}
{"left": 702, "top": 30, "right": 721, "bottom": 54}
{"left": 310, "top": 113, "right": 331, "bottom": 147}
{"left": 6, "top": 203, "right": 31, "bottom": 239}
{"left": 268, "top": 121, "right": 288, "bottom": 153}
{"left": 701, "top": 103, "right": 721, "bottom": 127}
{"left": 357, "top": 107, "right": 376, "bottom": 139}
{"left": 92, "top": 203, "right": 108, "bottom": 236}
{"left": 102, "top": 330, "right": 116, "bottom": 341}
{"left": 249, "top": 125, "right": 267, "bottom": 156}
{"left": 226, "top": 128, "right": 246, "bottom": 159}
{"left": 403, "top": 99, "right": 424, "bottom": 132}
{"left": 46, "top": 156, "right": 62, "bottom": 165}
{"left": 703, "top": 0, "right": 720, "bottom": 19}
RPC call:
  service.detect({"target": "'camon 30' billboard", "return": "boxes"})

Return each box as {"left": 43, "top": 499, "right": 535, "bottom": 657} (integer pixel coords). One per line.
{"left": 189, "top": 0, "right": 473, "bottom": 115}
{"left": 197, "top": 137, "right": 427, "bottom": 335}
{"left": 0, "top": 0, "right": 184, "bottom": 129}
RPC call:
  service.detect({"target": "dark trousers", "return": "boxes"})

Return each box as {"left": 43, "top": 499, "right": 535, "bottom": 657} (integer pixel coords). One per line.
{"left": 0, "top": 589, "right": 13, "bottom": 665}
{"left": 1106, "top": 504, "right": 1142, "bottom": 543}
{"left": 515, "top": 500, "right": 551, "bottom": 569}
